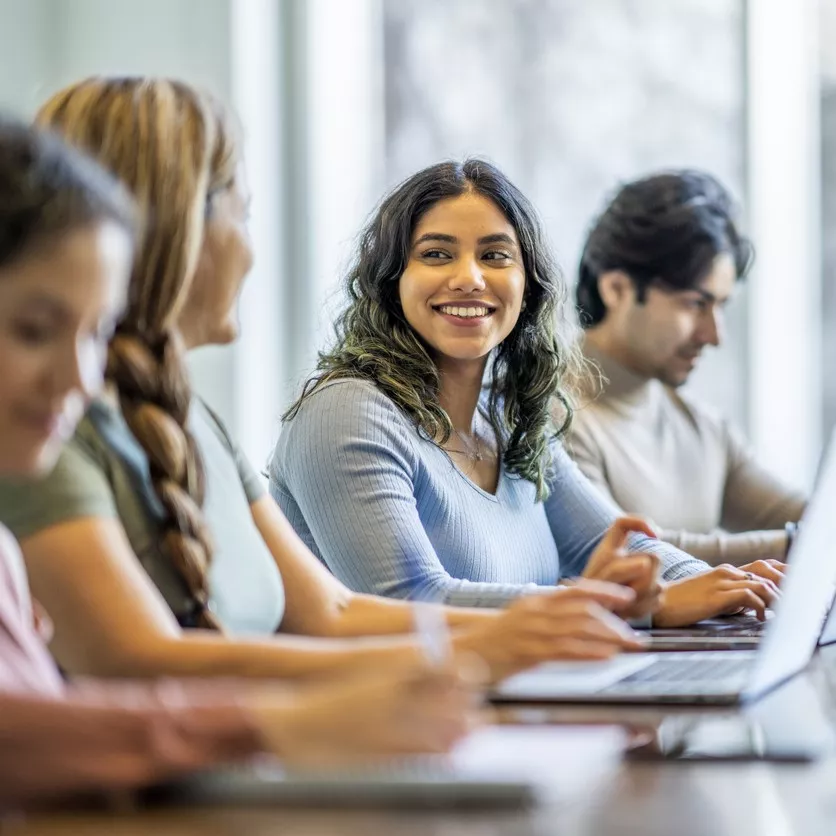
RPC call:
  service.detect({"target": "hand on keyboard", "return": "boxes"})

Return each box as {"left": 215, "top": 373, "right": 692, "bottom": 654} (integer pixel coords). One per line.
{"left": 653, "top": 564, "right": 781, "bottom": 628}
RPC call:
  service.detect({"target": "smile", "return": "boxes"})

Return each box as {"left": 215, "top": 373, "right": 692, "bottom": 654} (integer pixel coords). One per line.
{"left": 433, "top": 304, "right": 496, "bottom": 319}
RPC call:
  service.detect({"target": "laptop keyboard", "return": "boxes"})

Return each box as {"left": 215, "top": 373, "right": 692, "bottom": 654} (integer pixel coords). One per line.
{"left": 599, "top": 654, "right": 755, "bottom": 696}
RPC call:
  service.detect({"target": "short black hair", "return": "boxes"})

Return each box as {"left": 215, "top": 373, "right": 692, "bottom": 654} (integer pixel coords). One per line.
{"left": 576, "top": 170, "right": 754, "bottom": 328}
{"left": 0, "top": 114, "right": 135, "bottom": 271}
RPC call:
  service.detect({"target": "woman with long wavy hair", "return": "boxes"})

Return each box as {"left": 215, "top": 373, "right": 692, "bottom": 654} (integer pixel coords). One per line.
{"left": 272, "top": 159, "right": 781, "bottom": 627}
{"left": 0, "top": 77, "right": 647, "bottom": 685}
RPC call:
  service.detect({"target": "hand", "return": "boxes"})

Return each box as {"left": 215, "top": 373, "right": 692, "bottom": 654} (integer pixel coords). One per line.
{"left": 738, "top": 559, "right": 787, "bottom": 587}
{"left": 581, "top": 516, "right": 663, "bottom": 619}
{"left": 654, "top": 564, "right": 782, "bottom": 628}
{"left": 458, "top": 582, "right": 646, "bottom": 681}
{"left": 248, "top": 662, "right": 479, "bottom": 766}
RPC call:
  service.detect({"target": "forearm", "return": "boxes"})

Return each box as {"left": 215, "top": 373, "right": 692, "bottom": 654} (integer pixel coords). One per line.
{"left": 661, "top": 528, "right": 788, "bottom": 566}
{"left": 412, "top": 574, "right": 550, "bottom": 608}
{"left": 326, "top": 593, "right": 501, "bottom": 638}
{"left": 69, "top": 630, "right": 461, "bottom": 682}
{"left": 0, "top": 688, "right": 263, "bottom": 809}
{"left": 626, "top": 533, "right": 709, "bottom": 581}
{"left": 722, "top": 440, "right": 807, "bottom": 532}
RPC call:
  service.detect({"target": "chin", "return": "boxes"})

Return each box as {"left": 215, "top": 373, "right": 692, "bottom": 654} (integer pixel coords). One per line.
{"left": 211, "top": 318, "right": 240, "bottom": 346}
{"left": 0, "top": 446, "right": 55, "bottom": 479}
{"left": 659, "top": 370, "right": 690, "bottom": 388}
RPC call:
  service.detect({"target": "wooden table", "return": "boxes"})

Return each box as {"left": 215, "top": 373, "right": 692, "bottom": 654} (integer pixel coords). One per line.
{"left": 8, "top": 646, "right": 836, "bottom": 836}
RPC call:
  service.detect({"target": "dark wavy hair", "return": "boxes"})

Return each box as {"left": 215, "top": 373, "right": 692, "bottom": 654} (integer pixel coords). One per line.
{"left": 576, "top": 169, "right": 754, "bottom": 327}
{"left": 285, "top": 158, "right": 582, "bottom": 500}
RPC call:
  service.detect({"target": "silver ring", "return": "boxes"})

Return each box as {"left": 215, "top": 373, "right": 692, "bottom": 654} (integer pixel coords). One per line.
{"left": 745, "top": 572, "right": 755, "bottom": 581}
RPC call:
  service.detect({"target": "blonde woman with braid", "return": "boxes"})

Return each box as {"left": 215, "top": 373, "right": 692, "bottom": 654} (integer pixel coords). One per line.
{"left": 0, "top": 76, "right": 646, "bottom": 685}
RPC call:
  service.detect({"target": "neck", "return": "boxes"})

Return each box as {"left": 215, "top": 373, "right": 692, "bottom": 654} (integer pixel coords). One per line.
{"left": 436, "top": 357, "right": 487, "bottom": 432}
{"left": 177, "top": 324, "right": 202, "bottom": 351}
{"left": 584, "top": 326, "right": 650, "bottom": 382}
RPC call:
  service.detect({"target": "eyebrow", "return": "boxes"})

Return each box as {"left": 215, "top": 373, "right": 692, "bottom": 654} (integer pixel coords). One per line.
{"left": 18, "top": 293, "right": 68, "bottom": 319}
{"left": 679, "top": 288, "right": 736, "bottom": 308}
{"left": 413, "top": 232, "right": 518, "bottom": 247}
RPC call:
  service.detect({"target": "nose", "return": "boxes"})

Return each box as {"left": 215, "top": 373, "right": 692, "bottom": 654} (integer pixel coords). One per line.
{"left": 447, "top": 254, "right": 486, "bottom": 295}
{"left": 697, "top": 307, "right": 723, "bottom": 348}
{"left": 54, "top": 338, "right": 104, "bottom": 402}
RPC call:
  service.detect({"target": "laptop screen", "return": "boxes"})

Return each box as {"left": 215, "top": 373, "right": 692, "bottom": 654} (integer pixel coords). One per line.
{"left": 744, "top": 430, "right": 836, "bottom": 699}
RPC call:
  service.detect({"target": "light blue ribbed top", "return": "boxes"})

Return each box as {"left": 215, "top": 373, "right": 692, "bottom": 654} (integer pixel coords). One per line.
{"left": 270, "top": 379, "right": 707, "bottom": 607}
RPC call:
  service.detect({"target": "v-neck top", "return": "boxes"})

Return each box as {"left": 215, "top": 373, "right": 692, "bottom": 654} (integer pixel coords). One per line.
{"left": 269, "top": 379, "right": 706, "bottom": 608}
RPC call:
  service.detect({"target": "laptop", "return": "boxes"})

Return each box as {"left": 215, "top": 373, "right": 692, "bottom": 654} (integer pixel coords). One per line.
{"left": 641, "top": 612, "right": 772, "bottom": 652}
{"left": 491, "top": 430, "right": 836, "bottom": 706}
{"left": 816, "top": 585, "right": 836, "bottom": 646}
{"left": 141, "top": 726, "right": 625, "bottom": 809}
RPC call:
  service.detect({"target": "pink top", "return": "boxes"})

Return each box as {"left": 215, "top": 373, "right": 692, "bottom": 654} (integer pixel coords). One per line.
{"left": 0, "top": 525, "right": 264, "bottom": 809}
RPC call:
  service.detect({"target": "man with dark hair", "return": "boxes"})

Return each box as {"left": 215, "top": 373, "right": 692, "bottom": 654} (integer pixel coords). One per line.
{"left": 568, "top": 170, "right": 805, "bottom": 565}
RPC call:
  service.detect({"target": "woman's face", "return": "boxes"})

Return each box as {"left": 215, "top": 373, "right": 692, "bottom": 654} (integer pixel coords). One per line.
{"left": 398, "top": 192, "right": 525, "bottom": 371}
{"left": 0, "top": 222, "right": 132, "bottom": 476}
{"left": 178, "top": 173, "right": 254, "bottom": 348}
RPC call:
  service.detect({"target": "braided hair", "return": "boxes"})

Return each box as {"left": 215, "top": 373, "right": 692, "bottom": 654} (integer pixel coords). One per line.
{"left": 36, "top": 77, "right": 239, "bottom": 630}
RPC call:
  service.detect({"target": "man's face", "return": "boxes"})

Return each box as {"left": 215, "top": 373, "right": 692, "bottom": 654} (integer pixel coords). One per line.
{"left": 612, "top": 253, "right": 737, "bottom": 387}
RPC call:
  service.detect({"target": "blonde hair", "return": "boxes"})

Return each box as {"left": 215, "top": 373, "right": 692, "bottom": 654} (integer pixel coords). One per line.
{"left": 36, "top": 77, "right": 240, "bottom": 630}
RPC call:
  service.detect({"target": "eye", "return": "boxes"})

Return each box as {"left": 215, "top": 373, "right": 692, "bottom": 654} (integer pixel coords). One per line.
{"left": 482, "top": 250, "right": 512, "bottom": 263}
{"left": 420, "top": 249, "right": 452, "bottom": 261}
{"left": 12, "top": 320, "right": 55, "bottom": 346}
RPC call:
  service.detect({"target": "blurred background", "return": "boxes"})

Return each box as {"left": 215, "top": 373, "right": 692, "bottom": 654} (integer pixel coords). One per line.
{"left": 0, "top": 0, "right": 824, "bottom": 490}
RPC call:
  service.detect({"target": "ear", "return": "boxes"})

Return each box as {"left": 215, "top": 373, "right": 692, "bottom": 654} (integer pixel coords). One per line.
{"left": 597, "top": 270, "right": 635, "bottom": 312}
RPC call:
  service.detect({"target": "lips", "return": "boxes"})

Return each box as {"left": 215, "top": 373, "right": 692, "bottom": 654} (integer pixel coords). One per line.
{"left": 432, "top": 303, "right": 497, "bottom": 320}
{"left": 16, "top": 408, "right": 70, "bottom": 440}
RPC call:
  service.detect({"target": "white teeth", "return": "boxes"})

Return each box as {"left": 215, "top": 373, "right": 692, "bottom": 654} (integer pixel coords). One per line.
{"left": 438, "top": 305, "right": 491, "bottom": 318}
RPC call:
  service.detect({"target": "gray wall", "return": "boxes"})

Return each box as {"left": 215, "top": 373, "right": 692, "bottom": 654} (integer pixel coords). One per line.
{"left": 0, "top": 0, "right": 238, "bottom": 430}
{"left": 384, "top": 0, "right": 748, "bottom": 426}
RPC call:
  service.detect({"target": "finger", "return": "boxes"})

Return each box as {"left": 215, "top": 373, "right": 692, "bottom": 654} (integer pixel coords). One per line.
{"left": 549, "top": 638, "right": 627, "bottom": 661}
{"left": 713, "top": 564, "right": 748, "bottom": 579}
{"left": 513, "top": 603, "right": 642, "bottom": 651}
{"left": 743, "top": 561, "right": 785, "bottom": 585}
{"left": 543, "top": 582, "right": 636, "bottom": 611}
{"left": 716, "top": 588, "right": 769, "bottom": 621}
{"left": 721, "top": 576, "right": 780, "bottom": 602}
{"left": 558, "top": 602, "right": 643, "bottom": 644}
{"left": 740, "top": 577, "right": 781, "bottom": 605}
{"left": 599, "top": 555, "right": 657, "bottom": 587}
{"left": 599, "top": 516, "right": 660, "bottom": 553}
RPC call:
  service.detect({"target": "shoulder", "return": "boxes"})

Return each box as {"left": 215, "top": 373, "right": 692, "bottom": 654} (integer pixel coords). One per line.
{"left": 192, "top": 398, "right": 266, "bottom": 502}
{"left": 275, "top": 378, "right": 420, "bottom": 478}
{"left": 0, "top": 426, "right": 118, "bottom": 542}
{"left": 285, "top": 378, "right": 416, "bottom": 438}
{"left": 191, "top": 398, "right": 239, "bottom": 454}
{"left": 564, "top": 393, "right": 610, "bottom": 467}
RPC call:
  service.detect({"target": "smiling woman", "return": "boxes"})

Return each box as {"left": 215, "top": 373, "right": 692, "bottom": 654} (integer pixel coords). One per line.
{"left": 270, "top": 158, "right": 749, "bottom": 626}
{"left": 0, "top": 131, "right": 134, "bottom": 477}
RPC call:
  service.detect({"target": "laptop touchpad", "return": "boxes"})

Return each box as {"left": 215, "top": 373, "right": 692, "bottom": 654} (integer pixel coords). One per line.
{"left": 493, "top": 655, "right": 657, "bottom": 700}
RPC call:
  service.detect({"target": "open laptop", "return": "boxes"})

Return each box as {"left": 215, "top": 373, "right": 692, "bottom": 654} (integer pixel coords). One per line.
{"left": 816, "top": 585, "right": 836, "bottom": 646}
{"left": 141, "top": 726, "right": 625, "bottom": 809}
{"left": 491, "top": 430, "right": 836, "bottom": 706}
{"left": 641, "top": 612, "right": 773, "bottom": 652}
